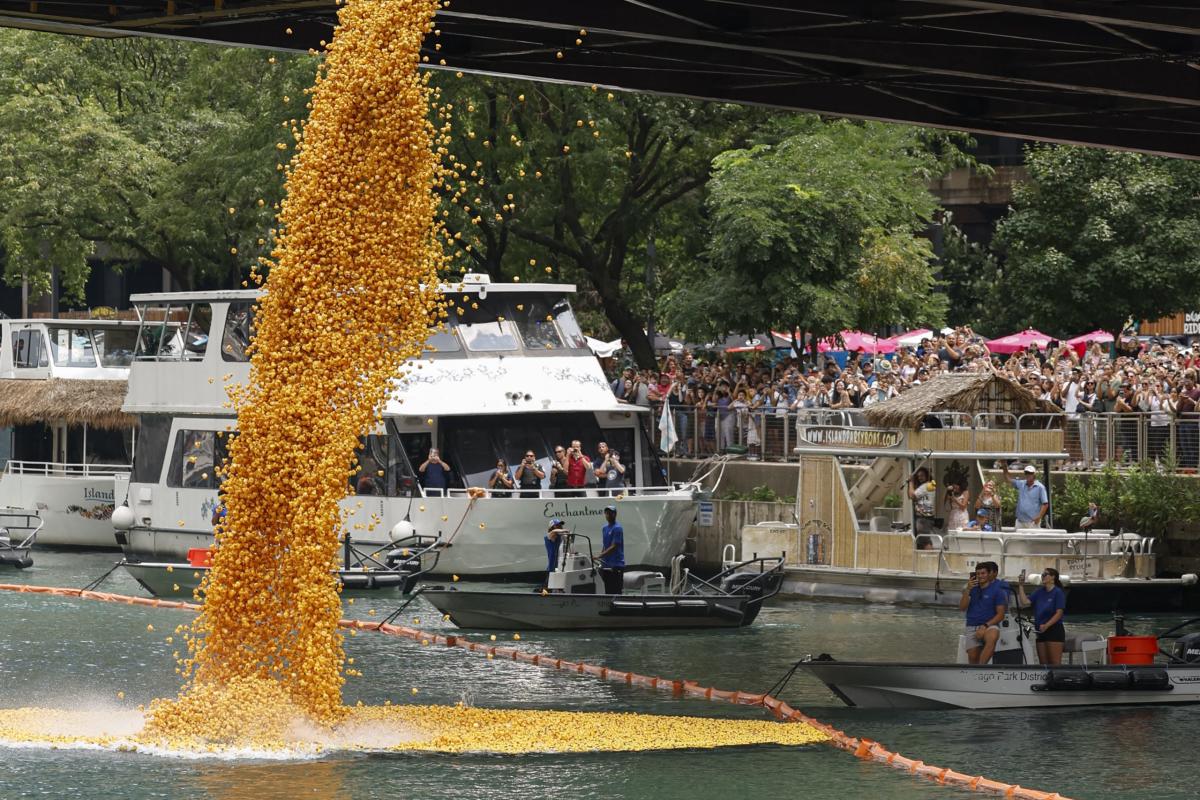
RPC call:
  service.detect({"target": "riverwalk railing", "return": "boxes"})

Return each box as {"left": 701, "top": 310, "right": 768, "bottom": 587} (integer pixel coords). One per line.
{"left": 646, "top": 402, "right": 1200, "bottom": 473}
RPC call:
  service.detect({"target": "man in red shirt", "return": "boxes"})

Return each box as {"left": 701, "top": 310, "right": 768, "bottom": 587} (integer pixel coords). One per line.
{"left": 565, "top": 439, "right": 592, "bottom": 498}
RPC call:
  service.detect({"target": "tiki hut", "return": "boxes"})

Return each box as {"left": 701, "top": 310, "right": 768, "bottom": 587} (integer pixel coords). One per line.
{"left": 0, "top": 379, "right": 134, "bottom": 430}
{"left": 863, "top": 372, "right": 1054, "bottom": 430}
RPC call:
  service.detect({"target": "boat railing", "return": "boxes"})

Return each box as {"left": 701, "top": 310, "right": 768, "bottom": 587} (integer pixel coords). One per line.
{"left": 4, "top": 460, "right": 131, "bottom": 478}
{"left": 418, "top": 484, "right": 689, "bottom": 499}
{"left": 0, "top": 509, "right": 43, "bottom": 548}
{"left": 932, "top": 529, "right": 1152, "bottom": 578}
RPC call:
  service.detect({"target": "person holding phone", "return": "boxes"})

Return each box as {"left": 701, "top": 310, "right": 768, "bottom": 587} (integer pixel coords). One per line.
{"left": 515, "top": 450, "right": 545, "bottom": 499}
{"left": 487, "top": 457, "right": 514, "bottom": 498}
{"left": 960, "top": 563, "right": 1007, "bottom": 664}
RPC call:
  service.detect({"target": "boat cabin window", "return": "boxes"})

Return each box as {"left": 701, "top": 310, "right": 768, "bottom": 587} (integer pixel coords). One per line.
{"left": 12, "top": 329, "right": 49, "bottom": 368}
{"left": 455, "top": 308, "right": 521, "bottom": 352}
{"left": 350, "top": 430, "right": 420, "bottom": 497}
{"left": 93, "top": 327, "right": 138, "bottom": 367}
{"left": 132, "top": 415, "right": 172, "bottom": 484}
{"left": 440, "top": 412, "right": 611, "bottom": 489}
{"left": 222, "top": 302, "right": 256, "bottom": 362}
{"left": 551, "top": 298, "right": 587, "bottom": 350}
{"left": 422, "top": 328, "right": 461, "bottom": 357}
{"left": 180, "top": 305, "right": 212, "bottom": 362}
{"left": 47, "top": 328, "right": 97, "bottom": 368}
{"left": 167, "top": 429, "right": 229, "bottom": 489}
{"left": 512, "top": 298, "right": 565, "bottom": 350}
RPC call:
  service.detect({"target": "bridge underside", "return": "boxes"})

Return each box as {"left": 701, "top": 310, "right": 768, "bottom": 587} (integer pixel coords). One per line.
{"left": 3, "top": 1, "right": 1200, "bottom": 157}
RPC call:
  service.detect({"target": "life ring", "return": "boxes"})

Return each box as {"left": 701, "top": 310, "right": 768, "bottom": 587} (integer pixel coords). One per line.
{"left": 466, "top": 487, "right": 487, "bottom": 499}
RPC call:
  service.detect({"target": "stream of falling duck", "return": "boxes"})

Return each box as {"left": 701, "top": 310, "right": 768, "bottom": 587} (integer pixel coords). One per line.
{"left": 0, "top": 0, "right": 824, "bottom": 756}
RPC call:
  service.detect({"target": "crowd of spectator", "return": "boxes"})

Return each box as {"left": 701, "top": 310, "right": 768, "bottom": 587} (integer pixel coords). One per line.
{"left": 606, "top": 327, "right": 1200, "bottom": 468}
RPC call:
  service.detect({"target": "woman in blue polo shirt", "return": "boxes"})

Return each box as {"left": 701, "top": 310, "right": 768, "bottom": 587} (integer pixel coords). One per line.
{"left": 1017, "top": 567, "right": 1067, "bottom": 665}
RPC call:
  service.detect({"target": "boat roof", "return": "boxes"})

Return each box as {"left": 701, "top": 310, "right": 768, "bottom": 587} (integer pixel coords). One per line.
{"left": 130, "top": 281, "right": 577, "bottom": 304}
{"left": 4, "top": 318, "right": 140, "bottom": 327}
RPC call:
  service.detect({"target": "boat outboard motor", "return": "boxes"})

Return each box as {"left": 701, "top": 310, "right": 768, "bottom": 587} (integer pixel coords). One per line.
{"left": 1172, "top": 632, "right": 1200, "bottom": 663}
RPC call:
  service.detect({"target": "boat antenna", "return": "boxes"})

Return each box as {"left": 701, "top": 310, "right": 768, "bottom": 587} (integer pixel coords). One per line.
{"left": 1009, "top": 572, "right": 1032, "bottom": 665}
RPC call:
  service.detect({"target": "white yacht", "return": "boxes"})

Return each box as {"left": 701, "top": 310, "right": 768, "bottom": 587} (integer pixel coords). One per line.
{"left": 113, "top": 276, "right": 699, "bottom": 577}
{"left": 0, "top": 317, "right": 139, "bottom": 548}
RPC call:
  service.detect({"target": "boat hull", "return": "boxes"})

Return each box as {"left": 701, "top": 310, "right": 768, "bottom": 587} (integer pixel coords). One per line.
{"left": 799, "top": 660, "right": 1200, "bottom": 709}
{"left": 0, "top": 472, "right": 122, "bottom": 549}
{"left": 778, "top": 566, "right": 1199, "bottom": 613}
{"left": 122, "top": 561, "right": 410, "bottom": 598}
{"left": 422, "top": 589, "right": 754, "bottom": 630}
{"left": 118, "top": 491, "right": 697, "bottom": 578}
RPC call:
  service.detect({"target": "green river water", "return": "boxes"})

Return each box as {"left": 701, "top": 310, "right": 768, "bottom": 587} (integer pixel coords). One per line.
{"left": 0, "top": 551, "right": 1191, "bottom": 799}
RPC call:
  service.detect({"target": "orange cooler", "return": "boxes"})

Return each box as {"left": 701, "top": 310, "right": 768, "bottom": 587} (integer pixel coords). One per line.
{"left": 1107, "top": 635, "right": 1158, "bottom": 665}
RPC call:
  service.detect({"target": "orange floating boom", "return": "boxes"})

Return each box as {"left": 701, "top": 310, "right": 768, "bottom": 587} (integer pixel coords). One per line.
{"left": 0, "top": 583, "right": 1071, "bottom": 800}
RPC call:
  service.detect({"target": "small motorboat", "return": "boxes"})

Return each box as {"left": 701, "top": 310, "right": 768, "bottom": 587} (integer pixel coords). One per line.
{"left": 797, "top": 617, "right": 1200, "bottom": 710}
{"left": 419, "top": 533, "right": 784, "bottom": 631}
{"left": 0, "top": 509, "right": 42, "bottom": 569}
{"left": 119, "top": 531, "right": 445, "bottom": 597}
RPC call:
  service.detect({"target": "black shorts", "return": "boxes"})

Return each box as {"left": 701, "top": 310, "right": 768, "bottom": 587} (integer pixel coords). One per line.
{"left": 1036, "top": 621, "right": 1065, "bottom": 643}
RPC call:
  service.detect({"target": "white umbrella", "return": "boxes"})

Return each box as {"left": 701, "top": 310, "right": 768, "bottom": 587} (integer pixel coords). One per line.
{"left": 586, "top": 337, "right": 623, "bottom": 358}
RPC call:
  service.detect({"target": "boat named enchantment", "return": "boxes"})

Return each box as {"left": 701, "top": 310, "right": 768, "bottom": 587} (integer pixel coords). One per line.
{"left": 112, "top": 275, "right": 700, "bottom": 576}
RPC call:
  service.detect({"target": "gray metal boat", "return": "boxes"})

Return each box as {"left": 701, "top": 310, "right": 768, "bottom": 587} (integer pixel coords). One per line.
{"left": 420, "top": 533, "right": 784, "bottom": 631}
{"left": 797, "top": 658, "right": 1200, "bottom": 709}
{"left": 0, "top": 509, "right": 42, "bottom": 569}
{"left": 798, "top": 618, "right": 1200, "bottom": 709}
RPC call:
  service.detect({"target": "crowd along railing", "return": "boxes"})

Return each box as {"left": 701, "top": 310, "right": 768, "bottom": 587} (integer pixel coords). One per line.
{"left": 644, "top": 402, "right": 1200, "bottom": 473}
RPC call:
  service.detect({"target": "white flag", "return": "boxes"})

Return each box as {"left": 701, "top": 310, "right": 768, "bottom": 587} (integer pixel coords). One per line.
{"left": 658, "top": 395, "right": 679, "bottom": 454}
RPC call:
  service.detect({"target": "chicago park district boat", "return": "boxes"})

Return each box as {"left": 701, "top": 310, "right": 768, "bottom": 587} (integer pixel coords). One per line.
{"left": 0, "top": 317, "right": 139, "bottom": 548}
{"left": 111, "top": 275, "right": 700, "bottom": 577}
{"left": 741, "top": 373, "right": 1197, "bottom": 613}
{"left": 798, "top": 616, "right": 1200, "bottom": 710}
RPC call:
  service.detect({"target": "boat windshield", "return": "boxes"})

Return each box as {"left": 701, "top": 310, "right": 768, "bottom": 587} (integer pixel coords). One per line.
{"left": 93, "top": 327, "right": 137, "bottom": 367}
{"left": 422, "top": 328, "right": 461, "bottom": 355}
{"left": 46, "top": 328, "right": 97, "bottom": 368}
{"left": 441, "top": 292, "right": 589, "bottom": 356}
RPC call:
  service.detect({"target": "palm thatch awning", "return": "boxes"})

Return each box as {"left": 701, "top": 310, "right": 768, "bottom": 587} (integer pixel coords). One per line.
{"left": 0, "top": 379, "right": 134, "bottom": 430}
{"left": 863, "top": 372, "right": 1055, "bottom": 430}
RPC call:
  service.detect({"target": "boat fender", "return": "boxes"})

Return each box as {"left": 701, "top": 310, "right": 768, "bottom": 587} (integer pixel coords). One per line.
{"left": 1042, "top": 670, "right": 1091, "bottom": 691}
{"left": 1087, "top": 671, "right": 1131, "bottom": 691}
{"left": 1129, "top": 668, "right": 1172, "bottom": 691}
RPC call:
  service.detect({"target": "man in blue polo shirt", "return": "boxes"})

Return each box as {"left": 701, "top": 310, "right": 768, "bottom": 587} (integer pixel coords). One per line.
{"left": 1003, "top": 462, "right": 1049, "bottom": 528}
{"left": 596, "top": 505, "right": 625, "bottom": 595}
{"left": 959, "top": 561, "right": 1008, "bottom": 664}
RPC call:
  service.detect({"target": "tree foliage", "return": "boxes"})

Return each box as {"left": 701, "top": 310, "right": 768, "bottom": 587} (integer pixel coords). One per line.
{"left": 663, "top": 118, "right": 960, "bottom": 353}
{"left": 432, "top": 74, "right": 760, "bottom": 366}
{"left": 0, "top": 30, "right": 316, "bottom": 300}
{"left": 994, "top": 144, "right": 1200, "bottom": 336}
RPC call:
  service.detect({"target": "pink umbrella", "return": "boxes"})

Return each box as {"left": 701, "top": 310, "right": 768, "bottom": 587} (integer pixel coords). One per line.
{"left": 818, "top": 330, "right": 896, "bottom": 354}
{"left": 1065, "top": 329, "right": 1115, "bottom": 357}
{"left": 879, "top": 328, "right": 933, "bottom": 350}
{"left": 986, "top": 328, "right": 1054, "bottom": 355}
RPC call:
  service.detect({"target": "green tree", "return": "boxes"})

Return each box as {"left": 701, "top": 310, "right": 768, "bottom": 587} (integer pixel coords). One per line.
{"left": 994, "top": 144, "right": 1200, "bottom": 337}
{"left": 663, "top": 118, "right": 960, "bottom": 355}
{"left": 0, "top": 30, "right": 316, "bottom": 301}
{"left": 432, "top": 75, "right": 759, "bottom": 367}
{"left": 935, "top": 211, "right": 1002, "bottom": 329}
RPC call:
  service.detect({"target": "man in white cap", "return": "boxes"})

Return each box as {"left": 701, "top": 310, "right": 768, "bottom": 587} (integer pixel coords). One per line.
{"left": 1002, "top": 463, "right": 1049, "bottom": 528}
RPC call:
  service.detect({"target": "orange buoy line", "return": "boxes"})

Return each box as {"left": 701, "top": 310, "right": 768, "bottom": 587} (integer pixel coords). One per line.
{"left": 0, "top": 583, "right": 1070, "bottom": 799}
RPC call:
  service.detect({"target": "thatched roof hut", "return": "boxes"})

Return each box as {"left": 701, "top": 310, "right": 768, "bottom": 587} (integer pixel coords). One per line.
{"left": 0, "top": 379, "right": 134, "bottom": 430}
{"left": 863, "top": 372, "right": 1054, "bottom": 430}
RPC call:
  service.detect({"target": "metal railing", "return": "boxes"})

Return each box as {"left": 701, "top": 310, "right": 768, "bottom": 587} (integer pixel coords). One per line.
{"left": 417, "top": 485, "right": 690, "bottom": 499}
{"left": 648, "top": 402, "right": 1200, "bottom": 472}
{"left": 3, "top": 460, "right": 132, "bottom": 478}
